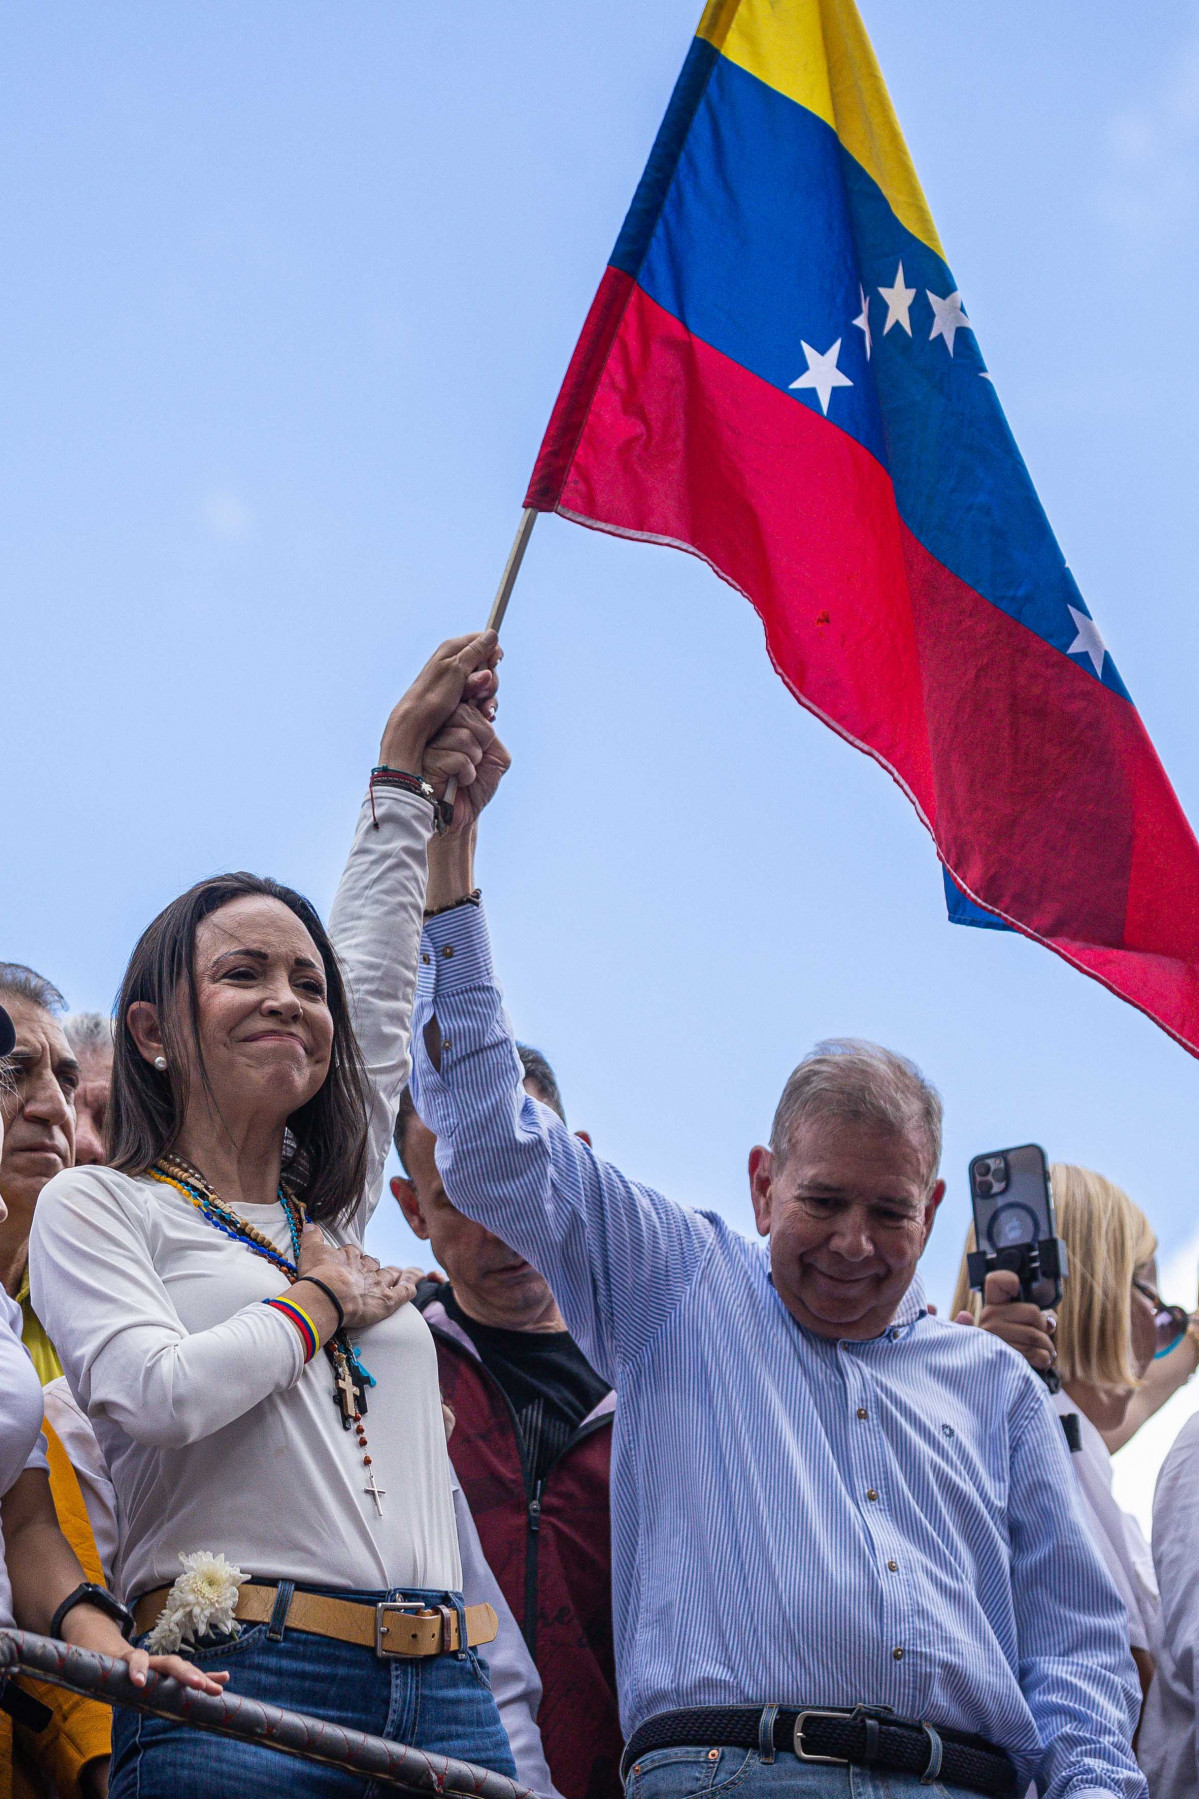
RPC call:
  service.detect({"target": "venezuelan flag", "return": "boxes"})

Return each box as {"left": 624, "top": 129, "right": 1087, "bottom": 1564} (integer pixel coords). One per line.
{"left": 528, "top": 0, "right": 1199, "bottom": 1054}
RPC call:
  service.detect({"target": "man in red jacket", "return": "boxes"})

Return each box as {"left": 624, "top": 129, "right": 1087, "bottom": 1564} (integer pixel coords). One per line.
{"left": 391, "top": 1048, "right": 620, "bottom": 1799}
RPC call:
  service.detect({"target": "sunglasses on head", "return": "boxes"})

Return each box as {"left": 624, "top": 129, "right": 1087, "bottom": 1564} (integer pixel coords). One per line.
{"left": 1133, "top": 1279, "right": 1191, "bottom": 1359}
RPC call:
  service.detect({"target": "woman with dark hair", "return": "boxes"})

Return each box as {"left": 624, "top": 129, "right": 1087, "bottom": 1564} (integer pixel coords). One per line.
{"left": 28, "top": 634, "right": 517, "bottom": 1797}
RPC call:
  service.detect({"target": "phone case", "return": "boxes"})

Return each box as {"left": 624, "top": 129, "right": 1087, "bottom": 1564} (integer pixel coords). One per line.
{"left": 967, "top": 1143, "right": 1064, "bottom": 1308}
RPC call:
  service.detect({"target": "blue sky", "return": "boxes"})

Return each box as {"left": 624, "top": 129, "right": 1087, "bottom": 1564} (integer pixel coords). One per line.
{"left": 4, "top": 0, "right": 1199, "bottom": 1328}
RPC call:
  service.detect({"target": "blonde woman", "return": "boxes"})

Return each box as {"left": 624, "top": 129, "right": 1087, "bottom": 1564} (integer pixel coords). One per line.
{"left": 952, "top": 1164, "right": 1196, "bottom": 1725}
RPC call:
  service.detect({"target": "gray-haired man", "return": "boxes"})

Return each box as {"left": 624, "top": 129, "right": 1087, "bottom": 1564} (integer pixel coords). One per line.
{"left": 62, "top": 1013, "right": 114, "bottom": 1168}
{"left": 406, "top": 820, "right": 1146, "bottom": 1799}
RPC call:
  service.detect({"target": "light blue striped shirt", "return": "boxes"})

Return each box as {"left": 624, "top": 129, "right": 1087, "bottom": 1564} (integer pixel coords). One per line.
{"left": 411, "top": 907, "right": 1144, "bottom": 1799}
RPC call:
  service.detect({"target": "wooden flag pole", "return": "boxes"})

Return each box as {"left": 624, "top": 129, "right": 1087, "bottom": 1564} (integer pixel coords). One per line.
{"left": 442, "top": 507, "right": 538, "bottom": 814}
{"left": 486, "top": 506, "right": 538, "bottom": 635}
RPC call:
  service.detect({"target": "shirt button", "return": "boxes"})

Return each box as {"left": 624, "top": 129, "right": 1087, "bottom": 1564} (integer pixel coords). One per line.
{"left": 893, "top": 1647, "right": 904, "bottom": 1660}
{"left": 441, "top": 1036, "right": 451, "bottom": 1050}
{"left": 866, "top": 1489, "right": 878, "bottom": 1502}
{"left": 887, "top": 1560, "right": 899, "bottom": 1572}
{"left": 889, "top": 1328, "right": 900, "bottom": 1341}
{"left": 441, "top": 944, "right": 455, "bottom": 959}
{"left": 856, "top": 1408, "right": 868, "bottom": 1420}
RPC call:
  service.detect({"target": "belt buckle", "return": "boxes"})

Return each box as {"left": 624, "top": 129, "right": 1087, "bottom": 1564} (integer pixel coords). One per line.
{"left": 374, "top": 1599, "right": 428, "bottom": 1658}
{"left": 792, "top": 1709, "right": 851, "bottom": 1765}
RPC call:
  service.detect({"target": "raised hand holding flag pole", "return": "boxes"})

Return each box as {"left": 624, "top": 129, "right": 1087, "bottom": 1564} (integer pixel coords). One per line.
{"left": 500, "top": 0, "right": 1199, "bottom": 1056}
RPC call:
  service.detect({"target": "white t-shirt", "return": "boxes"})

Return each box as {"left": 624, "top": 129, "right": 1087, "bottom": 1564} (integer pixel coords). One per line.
{"left": 1053, "top": 1390, "right": 1159, "bottom": 1652}
{"left": 30, "top": 788, "right": 462, "bottom": 1604}
{"left": 1139, "top": 1410, "right": 1199, "bottom": 1799}
{"left": 0, "top": 1287, "right": 49, "bottom": 1628}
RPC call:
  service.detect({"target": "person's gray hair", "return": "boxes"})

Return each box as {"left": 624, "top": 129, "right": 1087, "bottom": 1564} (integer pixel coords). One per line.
{"left": 769, "top": 1038, "right": 943, "bottom": 1189}
{"left": 64, "top": 1011, "right": 115, "bottom": 1058}
{"left": 0, "top": 962, "right": 66, "bottom": 1016}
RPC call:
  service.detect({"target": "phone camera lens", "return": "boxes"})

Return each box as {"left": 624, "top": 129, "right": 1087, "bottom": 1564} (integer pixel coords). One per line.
{"left": 976, "top": 1176, "right": 993, "bottom": 1196}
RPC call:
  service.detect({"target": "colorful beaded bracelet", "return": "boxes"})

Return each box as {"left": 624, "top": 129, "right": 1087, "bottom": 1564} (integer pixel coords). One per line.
{"left": 368, "top": 766, "right": 449, "bottom": 833}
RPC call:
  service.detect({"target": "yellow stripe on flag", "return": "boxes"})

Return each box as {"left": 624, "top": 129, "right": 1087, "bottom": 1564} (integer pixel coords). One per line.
{"left": 697, "top": 0, "right": 945, "bottom": 260}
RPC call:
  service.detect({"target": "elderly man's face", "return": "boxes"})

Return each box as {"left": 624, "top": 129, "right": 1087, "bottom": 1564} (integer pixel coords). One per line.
{"left": 749, "top": 1116, "right": 944, "bottom": 1340}
{"left": 72, "top": 1042, "right": 113, "bottom": 1166}
{"left": 0, "top": 997, "right": 78, "bottom": 1241}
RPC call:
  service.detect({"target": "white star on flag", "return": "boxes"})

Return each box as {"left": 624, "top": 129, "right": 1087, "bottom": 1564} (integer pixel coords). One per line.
{"left": 1066, "top": 605, "right": 1107, "bottom": 676}
{"left": 852, "top": 285, "right": 871, "bottom": 359}
{"left": 878, "top": 262, "right": 916, "bottom": 335}
{"left": 927, "top": 289, "right": 973, "bottom": 356}
{"left": 790, "top": 339, "right": 853, "bottom": 415}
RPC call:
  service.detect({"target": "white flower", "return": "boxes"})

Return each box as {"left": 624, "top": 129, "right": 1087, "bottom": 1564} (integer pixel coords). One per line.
{"left": 145, "top": 1551, "right": 246, "bottom": 1655}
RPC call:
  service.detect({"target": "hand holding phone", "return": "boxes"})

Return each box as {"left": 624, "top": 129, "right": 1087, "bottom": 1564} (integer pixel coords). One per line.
{"left": 965, "top": 1145, "right": 1076, "bottom": 1428}
{"left": 960, "top": 1267, "right": 1058, "bottom": 1373}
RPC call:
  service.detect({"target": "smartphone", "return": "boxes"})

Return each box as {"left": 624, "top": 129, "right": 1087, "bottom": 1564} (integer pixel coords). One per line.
{"left": 967, "top": 1144, "right": 1064, "bottom": 1309}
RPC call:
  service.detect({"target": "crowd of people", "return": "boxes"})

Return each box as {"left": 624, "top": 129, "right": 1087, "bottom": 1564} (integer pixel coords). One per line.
{"left": 2, "top": 630, "right": 1199, "bottom": 1799}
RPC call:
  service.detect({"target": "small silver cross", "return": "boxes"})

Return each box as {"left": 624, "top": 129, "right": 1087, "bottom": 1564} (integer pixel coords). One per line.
{"left": 363, "top": 1466, "right": 386, "bottom": 1515}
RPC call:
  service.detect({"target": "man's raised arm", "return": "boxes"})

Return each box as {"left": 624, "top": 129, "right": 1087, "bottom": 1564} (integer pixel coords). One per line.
{"left": 409, "top": 823, "right": 713, "bottom": 1384}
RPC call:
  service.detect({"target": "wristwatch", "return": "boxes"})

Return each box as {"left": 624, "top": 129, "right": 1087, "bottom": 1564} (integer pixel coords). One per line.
{"left": 50, "top": 1582, "right": 136, "bottom": 1643}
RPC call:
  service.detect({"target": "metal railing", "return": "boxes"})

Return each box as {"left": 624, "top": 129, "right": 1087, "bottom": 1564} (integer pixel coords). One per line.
{"left": 0, "top": 1630, "right": 532, "bottom": 1798}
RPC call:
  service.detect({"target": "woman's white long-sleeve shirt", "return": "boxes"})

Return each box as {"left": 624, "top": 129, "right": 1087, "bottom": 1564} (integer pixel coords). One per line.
{"left": 29, "top": 788, "right": 462, "bottom": 1604}
{"left": 44, "top": 1374, "right": 562, "bottom": 1798}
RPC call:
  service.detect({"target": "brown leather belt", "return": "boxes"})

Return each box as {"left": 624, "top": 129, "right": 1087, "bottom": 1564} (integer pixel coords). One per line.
{"left": 134, "top": 1584, "right": 499, "bottom": 1659}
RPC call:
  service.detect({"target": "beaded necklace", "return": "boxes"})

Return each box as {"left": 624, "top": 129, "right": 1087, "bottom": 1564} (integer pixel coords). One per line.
{"left": 150, "top": 1153, "right": 385, "bottom": 1515}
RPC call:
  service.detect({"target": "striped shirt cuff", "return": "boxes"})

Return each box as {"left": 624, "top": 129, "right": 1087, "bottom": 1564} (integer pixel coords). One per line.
{"left": 420, "top": 904, "right": 496, "bottom": 993}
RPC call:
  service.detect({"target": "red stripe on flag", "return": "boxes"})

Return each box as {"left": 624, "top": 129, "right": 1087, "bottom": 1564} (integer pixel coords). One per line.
{"left": 526, "top": 267, "right": 638, "bottom": 512}
{"left": 551, "top": 281, "right": 938, "bottom": 819}
{"left": 549, "top": 283, "right": 1199, "bottom": 1051}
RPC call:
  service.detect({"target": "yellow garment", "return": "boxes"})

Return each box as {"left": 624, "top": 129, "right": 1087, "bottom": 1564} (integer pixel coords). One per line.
{"left": 15, "top": 1275, "right": 61, "bottom": 1385}
{"left": 4, "top": 1420, "right": 112, "bottom": 1797}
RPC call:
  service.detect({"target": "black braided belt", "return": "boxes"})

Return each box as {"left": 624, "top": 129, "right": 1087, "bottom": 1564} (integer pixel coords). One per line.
{"left": 621, "top": 1705, "right": 1019, "bottom": 1797}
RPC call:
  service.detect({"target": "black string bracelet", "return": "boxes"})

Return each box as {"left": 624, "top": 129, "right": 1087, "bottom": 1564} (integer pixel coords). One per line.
{"left": 293, "top": 1275, "right": 346, "bottom": 1336}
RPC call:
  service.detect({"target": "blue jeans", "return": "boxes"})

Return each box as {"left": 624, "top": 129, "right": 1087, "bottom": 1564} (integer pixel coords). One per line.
{"left": 109, "top": 1587, "right": 517, "bottom": 1799}
{"left": 624, "top": 1745, "right": 980, "bottom": 1799}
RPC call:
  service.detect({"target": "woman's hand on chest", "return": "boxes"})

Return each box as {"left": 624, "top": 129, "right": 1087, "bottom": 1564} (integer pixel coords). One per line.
{"left": 293, "top": 1224, "right": 423, "bottom": 1335}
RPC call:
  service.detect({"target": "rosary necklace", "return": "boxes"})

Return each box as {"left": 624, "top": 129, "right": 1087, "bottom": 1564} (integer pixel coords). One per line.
{"left": 151, "top": 1153, "right": 386, "bottom": 1516}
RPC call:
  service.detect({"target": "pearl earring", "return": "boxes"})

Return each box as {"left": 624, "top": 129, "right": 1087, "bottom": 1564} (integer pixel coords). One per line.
{"left": 153, "top": 1056, "right": 168, "bottom": 1072}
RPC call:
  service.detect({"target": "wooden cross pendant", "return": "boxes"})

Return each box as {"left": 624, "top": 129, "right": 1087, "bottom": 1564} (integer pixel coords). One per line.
{"left": 363, "top": 1465, "right": 387, "bottom": 1515}
{"left": 333, "top": 1354, "right": 359, "bottom": 1430}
